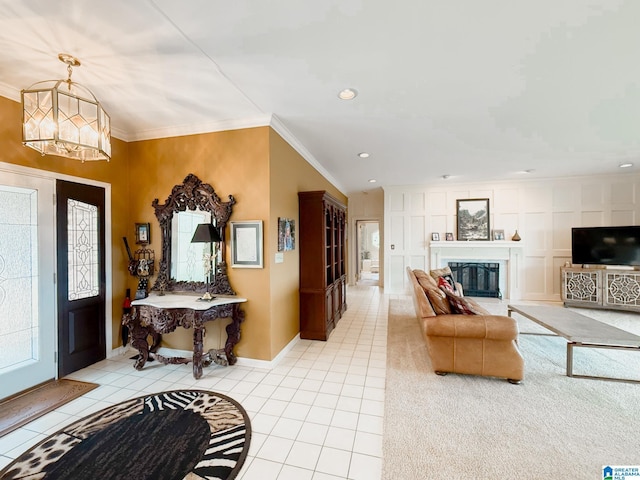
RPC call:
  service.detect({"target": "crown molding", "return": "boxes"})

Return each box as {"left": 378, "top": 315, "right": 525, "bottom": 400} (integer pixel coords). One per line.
{"left": 269, "top": 114, "right": 345, "bottom": 194}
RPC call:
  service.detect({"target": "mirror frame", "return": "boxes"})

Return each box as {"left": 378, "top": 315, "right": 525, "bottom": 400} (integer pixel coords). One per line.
{"left": 151, "top": 173, "right": 236, "bottom": 294}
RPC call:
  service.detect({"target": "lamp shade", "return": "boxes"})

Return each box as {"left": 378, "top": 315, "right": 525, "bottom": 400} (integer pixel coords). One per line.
{"left": 191, "top": 223, "right": 222, "bottom": 243}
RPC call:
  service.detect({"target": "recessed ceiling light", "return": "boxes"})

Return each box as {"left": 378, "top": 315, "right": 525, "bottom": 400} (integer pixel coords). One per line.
{"left": 358, "top": 152, "right": 370, "bottom": 158}
{"left": 368, "top": 179, "right": 377, "bottom": 183}
{"left": 442, "top": 174, "right": 450, "bottom": 180}
{"left": 619, "top": 162, "right": 633, "bottom": 168}
{"left": 338, "top": 88, "right": 357, "bottom": 100}
{"left": 517, "top": 169, "right": 535, "bottom": 174}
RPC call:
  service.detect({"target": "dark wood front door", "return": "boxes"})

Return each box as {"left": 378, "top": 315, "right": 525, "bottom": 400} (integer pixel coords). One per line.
{"left": 56, "top": 180, "right": 106, "bottom": 377}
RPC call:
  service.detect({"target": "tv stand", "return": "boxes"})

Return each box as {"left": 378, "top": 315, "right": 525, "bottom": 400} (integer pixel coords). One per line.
{"left": 562, "top": 266, "right": 640, "bottom": 313}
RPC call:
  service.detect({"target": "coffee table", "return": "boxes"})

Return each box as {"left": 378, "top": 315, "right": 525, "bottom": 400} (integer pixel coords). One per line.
{"left": 507, "top": 304, "right": 640, "bottom": 383}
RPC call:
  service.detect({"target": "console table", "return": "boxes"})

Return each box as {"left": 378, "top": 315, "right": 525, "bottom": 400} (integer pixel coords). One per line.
{"left": 124, "top": 293, "right": 247, "bottom": 379}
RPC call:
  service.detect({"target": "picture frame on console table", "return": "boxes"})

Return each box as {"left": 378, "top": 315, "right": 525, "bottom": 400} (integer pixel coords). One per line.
{"left": 456, "top": 198, "right": 490, "bottom": 241}
{"left": 230, "top": 220, "right": 263, "bottom": 268}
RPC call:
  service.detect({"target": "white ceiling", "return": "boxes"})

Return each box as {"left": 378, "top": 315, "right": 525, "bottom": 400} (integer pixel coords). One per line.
{"left": 1, "top": 0, "right": 639, "bottom": 194}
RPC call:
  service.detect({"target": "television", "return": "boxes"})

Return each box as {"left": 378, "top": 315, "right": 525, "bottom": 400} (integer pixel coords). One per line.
{"left": 571, "top": 226, "right": 640, "bottom": 266}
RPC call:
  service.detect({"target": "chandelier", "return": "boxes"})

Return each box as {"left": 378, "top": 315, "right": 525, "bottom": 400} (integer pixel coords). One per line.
{"left": 21, "top": 53, "right": 111, "bottom": 162}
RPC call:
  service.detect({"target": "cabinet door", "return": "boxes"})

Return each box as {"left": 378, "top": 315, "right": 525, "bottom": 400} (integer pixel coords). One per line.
{"left": 325, "top": 285, "right": 334, "bottom": 328}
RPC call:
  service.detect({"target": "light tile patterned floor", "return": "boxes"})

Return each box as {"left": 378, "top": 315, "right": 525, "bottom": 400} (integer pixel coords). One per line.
{"left": 0, "top": 285, "right": 392, "bottom": 480}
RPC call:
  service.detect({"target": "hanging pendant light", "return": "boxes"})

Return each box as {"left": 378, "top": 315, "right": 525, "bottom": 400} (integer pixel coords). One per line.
{"left": 21, "top": 53, "right": 111, "bottom": 162}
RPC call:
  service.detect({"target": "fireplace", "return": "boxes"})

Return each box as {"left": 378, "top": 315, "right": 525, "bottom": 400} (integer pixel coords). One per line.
{"left": 448, "top": 262, "right": 501, "bottom": 298}
{"left": 429, "top": 242, "right": 524, "bottom": 300}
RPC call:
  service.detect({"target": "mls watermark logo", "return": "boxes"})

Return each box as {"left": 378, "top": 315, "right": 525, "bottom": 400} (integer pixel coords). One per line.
{"left": 604, "top": 465, "right": 640, "bottom": 480}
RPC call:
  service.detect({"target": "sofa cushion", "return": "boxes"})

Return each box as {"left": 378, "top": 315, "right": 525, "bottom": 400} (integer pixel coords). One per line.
{"left": 425, "top": 286, "right": 452, "bottom": 315}
{"left": 414, "top": 269, "right": 438, "bottom": 289}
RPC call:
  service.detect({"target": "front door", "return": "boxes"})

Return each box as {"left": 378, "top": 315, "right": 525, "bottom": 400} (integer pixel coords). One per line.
{"left": 0, "top": 173, "right": 56, "bottom": 400}
{"left": 56, "top": 180, "right": 106, "bottom": 377}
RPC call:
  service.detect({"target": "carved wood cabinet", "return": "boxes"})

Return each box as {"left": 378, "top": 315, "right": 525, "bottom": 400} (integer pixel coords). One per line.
{"left": 298, "top": 191, "right": 347, "bottom": 340}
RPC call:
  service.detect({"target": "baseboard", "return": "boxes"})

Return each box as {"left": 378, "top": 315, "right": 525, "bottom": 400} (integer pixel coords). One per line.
{"left": 107, "top": 334, "right": 302, "bottom": 369}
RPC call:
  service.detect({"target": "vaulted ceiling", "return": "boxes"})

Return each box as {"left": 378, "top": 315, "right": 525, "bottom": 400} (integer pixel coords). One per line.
{"left": 1, "top": 1, "right": 639, "bottom": 193}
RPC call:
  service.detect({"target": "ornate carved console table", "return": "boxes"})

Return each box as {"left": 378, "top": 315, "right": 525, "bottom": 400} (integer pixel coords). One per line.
{"left": 124, "top": 293, "right": 247, "bottom": 379}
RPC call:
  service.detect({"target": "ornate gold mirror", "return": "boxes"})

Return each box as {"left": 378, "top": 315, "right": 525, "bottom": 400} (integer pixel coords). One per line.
{"left": 151, "top": 173, "right": 236, "bottom": 294}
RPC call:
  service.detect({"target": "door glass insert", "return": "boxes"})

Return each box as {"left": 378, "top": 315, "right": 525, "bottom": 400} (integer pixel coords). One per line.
{"left": 67, "top": 199, "right": 99, "bottom": 300}
{"left": 0, "top": 186, "right": 39, "bottom": 372}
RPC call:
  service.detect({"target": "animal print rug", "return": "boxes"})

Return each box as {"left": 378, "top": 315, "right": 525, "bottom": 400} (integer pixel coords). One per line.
{"left": 0, "top": 390, "right": 251, "bottom": 480}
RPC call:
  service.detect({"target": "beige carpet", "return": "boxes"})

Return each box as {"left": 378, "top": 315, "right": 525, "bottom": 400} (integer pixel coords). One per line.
{"left": 0, "top": 379, "right": 98, "bottom": 437}
{"left": 383, "top": 299, "right": 640, "bottom": 480}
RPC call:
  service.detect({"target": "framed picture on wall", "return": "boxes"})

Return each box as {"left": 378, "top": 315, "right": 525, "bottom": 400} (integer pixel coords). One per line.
{"left": 230, "top": 220, "right": 263, "bottom": 268}
{"left": 456, "top": 198, "right": 490, "bottom": 241}
{"left": 135, "top": 223, "right": 150, "bottom": 244}
{"left": 277, "top": 218, "right": 295, "bottom": 251}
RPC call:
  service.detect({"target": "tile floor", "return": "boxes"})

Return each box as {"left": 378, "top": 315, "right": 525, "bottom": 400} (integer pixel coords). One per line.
{"left": 0, "top": 285, "right": 395, "bottom": 480}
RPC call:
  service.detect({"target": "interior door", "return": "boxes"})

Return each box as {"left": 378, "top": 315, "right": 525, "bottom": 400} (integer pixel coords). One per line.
{"left": 0, "top": 173, "right": 55, "bottom": 400}
{"left": 56, "top": 180, "right": 106, "bottom": 377}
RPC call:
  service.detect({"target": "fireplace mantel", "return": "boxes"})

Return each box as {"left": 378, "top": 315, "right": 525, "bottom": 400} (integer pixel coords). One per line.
{"left": 430, "top": 241, "right": 525, "bottom": 300}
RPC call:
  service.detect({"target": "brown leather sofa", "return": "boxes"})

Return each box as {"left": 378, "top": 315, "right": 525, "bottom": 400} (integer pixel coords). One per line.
{"left": 406, "top": 266, "right": 524, "bottom": 383}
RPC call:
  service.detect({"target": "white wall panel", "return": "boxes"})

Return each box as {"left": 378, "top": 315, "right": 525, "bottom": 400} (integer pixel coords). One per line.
{"left": 552, "top": 212, "right": 574, "bottom": 249}
{"left": 581, "top": 211, "right": 604, "bottom": 226}
{"left": 389, "top": 192, "right": 405, "bottom": 212}
{"left": 383, "top": 174, "right": 640, "bottom": 298}
{"left": 552, "top": 184, "right": 579, "bottom": 211}
{"left": 410, "top": 193, "right": 426, "bottom": 213}
{"left": 611, "top": 210, "right": 635, "bottom": 225}
{"left": 611, "top": 182, "right": 635, "bottom": 205}
{"left": 410, "top": 216, "right": 426, "bottom": 250}
{"left": 428, "top": 191, "right": 447, "bottom": 213}
{"left": 390, "top": 216, "right": 405, "bottom": 249}
{"left": 524, "top": 212, "right": 546, "bottom": 250}
{"left": 493, "top": 188, "right": 519, "bottom": 213}
{"left": 389, "top": 255, "right": 407, "bottom": 292}
{"left": 524, "top": 256, "right": 547, "bottom": 295}
{"left": 581, "top": 183, "right": 605, "bottom": 210}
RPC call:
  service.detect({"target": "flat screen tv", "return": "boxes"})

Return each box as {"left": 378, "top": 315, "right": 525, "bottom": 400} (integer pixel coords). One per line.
{"left": 571, "top": 226, "right": 640, "bottom": 266}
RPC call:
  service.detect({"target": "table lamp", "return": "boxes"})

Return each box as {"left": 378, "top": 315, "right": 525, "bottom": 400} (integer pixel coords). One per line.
{"left": 191, "top": 223, "right": 222, "bottom": 300}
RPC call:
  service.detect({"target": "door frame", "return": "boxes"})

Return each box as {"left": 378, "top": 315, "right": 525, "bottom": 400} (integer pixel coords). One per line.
{"left": 0, "top": 162, "right": 113, "bottom": 363}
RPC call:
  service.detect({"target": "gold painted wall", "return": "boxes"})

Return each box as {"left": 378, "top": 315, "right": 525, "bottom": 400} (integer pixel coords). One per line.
{"left": 268, "top": 130, "right": 347, "bottom": 357}
{"left": 0, "top": 96, "right": 130, "bottom": 348}
{"left": 1, "top": 94, "right": 347, "bottom": 362}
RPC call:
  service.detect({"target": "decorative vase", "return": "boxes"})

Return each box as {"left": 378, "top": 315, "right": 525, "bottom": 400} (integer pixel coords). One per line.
{"left": 512, "top": 230, "right": 521, "bottom": 241}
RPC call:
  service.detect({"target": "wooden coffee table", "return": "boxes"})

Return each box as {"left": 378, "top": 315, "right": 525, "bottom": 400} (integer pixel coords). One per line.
{"left": 507, "top": 304, "right": 640, "bottom": 383}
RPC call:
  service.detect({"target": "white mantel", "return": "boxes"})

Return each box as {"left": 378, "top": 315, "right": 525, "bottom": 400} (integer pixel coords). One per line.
{"left": 430, "top": 241, "right": 525, "bottom": 300}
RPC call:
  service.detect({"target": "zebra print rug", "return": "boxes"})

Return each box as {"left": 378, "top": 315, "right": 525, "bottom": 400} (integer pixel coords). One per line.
{"left": 0, "top": 390, "right": 251, "bottom": 480}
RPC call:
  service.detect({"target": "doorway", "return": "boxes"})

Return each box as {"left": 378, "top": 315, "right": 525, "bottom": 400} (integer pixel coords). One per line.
{"left": 356, "top": 221, "right": 380, "bottom": 286}
{"left": 56, "top": 180, "right": 106, "bottom": 377}
{"left": 0, "top": 173, "right": 56, "bottom": 399}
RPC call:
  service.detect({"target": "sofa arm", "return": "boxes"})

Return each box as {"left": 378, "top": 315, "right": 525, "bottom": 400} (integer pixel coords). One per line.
{"left": 425, "top": 314, "right": 519, "bottom": 341}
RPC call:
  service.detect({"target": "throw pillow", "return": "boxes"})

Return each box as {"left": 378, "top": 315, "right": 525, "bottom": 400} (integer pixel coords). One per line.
{"left": 441, "top": 288, "right": 484, "bottom": 315}
{"left": 437, "top": 276, "right": 455, "bottom": 294}
{"left": 414, "top": 270, "right": 438, "bottom": 290}
{"left": 431, "top": 267, "right": 458, "bottom": 293}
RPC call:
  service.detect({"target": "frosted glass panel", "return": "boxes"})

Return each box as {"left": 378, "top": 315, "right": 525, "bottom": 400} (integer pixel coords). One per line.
{"left": 0, "top": 186, "right": 38, "bottom": 371}
{"left": 67, "top": 199, "right": 99, "bottom": 300}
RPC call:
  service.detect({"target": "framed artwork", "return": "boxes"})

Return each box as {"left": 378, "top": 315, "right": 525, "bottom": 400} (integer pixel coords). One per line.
{"left": 493, "top": 229, "right": 505, "bottom": 241}
{"left": 456, "top": 198, "right": 490, "bottom": 241}
{"left": 135, "top": 223, "right": 150, "bottom": 244}
{"left": 431, "top": 232, "right": 440, "bottom": 241}
{"left": 277, "top": 218, "right": 295, "bottom": 251}
{"left": 230, "top": 220, "right": 263, "bottom": 268}
{"left": 446, "top": 232, "right": 454, "bottom": 241}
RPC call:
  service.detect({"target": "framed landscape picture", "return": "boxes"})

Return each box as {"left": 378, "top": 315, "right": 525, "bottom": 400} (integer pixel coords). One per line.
{"left": 456, "top": 198, "right": 490, "bottom": 241}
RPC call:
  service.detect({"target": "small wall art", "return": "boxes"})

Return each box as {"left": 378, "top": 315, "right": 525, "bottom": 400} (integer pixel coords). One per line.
{"left": 230, "top": 220, "right": 263, "bottom": 268}
{"left": 277, "top": 218, "right": 295, "bottom": 251}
